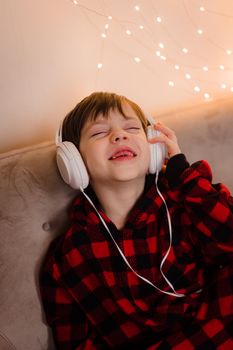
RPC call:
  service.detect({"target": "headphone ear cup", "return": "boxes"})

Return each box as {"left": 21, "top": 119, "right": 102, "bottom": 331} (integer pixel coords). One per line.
{"left": 147, "top": 128, "right": 166, "bottom": 173}
{"left": 56, "top": 141, "right": 89, "bottom": 189}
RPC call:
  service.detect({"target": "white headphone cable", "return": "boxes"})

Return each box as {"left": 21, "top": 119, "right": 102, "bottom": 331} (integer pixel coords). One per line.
{"left": 80, "top": 187, "right": 185, "bottom": 298}
{"left": 154, "top": 171, "right": 185, "bottom": 296}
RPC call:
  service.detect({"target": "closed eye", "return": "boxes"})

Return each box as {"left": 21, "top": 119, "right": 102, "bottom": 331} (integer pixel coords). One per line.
{"left": 91, "top": 131, "right": 108, "bottom": 137}
{"left": 126, "top": 127, "right": 141, "bottom": 132}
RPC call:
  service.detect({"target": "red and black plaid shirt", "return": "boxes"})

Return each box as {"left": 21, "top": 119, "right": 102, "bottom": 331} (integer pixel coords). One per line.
{"left": 40, "top": 154, "right": 233, "bottom": 349}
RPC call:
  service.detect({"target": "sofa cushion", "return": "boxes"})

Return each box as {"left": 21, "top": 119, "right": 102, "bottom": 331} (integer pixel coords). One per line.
{"left": 0, "top": 142, "right": 77, "bottom": 350}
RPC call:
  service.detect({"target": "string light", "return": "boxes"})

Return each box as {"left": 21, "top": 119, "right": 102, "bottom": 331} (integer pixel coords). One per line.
{"left": 194, "top": 86, "right": 201, "bottom": 92}
{"left": 69, "top": 0, "right": 233, "bottom": 103}
{"left": 158, "top": 43, "right": 165, "bottom": 49}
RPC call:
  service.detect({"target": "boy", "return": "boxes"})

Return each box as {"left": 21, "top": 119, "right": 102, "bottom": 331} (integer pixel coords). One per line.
{"left": 40, "top": 92, "right": 233, "bottom": 349}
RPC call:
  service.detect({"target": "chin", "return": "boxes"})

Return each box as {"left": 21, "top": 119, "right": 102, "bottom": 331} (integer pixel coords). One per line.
{"left": 113, "top": 170, "right": 147, "bottom": 182}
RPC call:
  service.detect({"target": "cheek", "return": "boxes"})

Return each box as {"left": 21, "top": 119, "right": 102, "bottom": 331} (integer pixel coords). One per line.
{"left": 144, "top": 145, "right": 151, "bottom": 167}
{"left": 140, "top": 136, "right": 150, "bottom": 157}
{"left": 138, "top": 139, "right": 150, "bottom": 168}
{"left": 80, "top": 145, "right": 103, "bottom": 175}
{"left": 79, "top": 147, "right": 87, "bottom": 165}
{"left": 79, "top": 143, "right": 92, "bottom": 172}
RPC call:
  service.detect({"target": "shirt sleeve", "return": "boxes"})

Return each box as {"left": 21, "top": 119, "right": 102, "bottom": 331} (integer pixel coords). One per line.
{"left": 165, "top": 153, "right": 190, "bottom": 188}
{"left": 165, "top": 156, "right": 233, "bottom": 265}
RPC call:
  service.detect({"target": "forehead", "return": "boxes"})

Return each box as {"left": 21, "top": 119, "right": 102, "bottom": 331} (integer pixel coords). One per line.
{"left": 85, "top": 103, "right": 141, "bottom": 127}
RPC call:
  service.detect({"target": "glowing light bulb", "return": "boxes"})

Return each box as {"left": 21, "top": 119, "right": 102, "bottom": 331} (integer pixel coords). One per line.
{"left": 230, "top": 87, "right": 233, "bottom": 92}
{"left": 221, "top": 84, "right": 227, "bottom": 89}
{"left": 158, "top": 42, "right": 164, "bottom": 49}
{"left": 226, "top": 49, "right": 232, "bottom": 55}
{"left": 134, "top": 57, "right": 141, "bottom": 62}
{"left": 182, "top": 48, "right": 188, "bottom": 54}
{"left": 135, "top": 5, "right": 140, "bottom": 11}
{"left": 204, "top": 93, "right": 210, "bottom": 99}
{"left": 185, "top": 73, "right": 191, "bottom": 79}
{"left": 197, "top": 29, "right": 203, "bottom": 35}
{"left": 156, "top": 17, "right": 162, "bottom": 23}
{"left": 219, "top": 65, "right": 225, "bottom": 70}
{"left": 203, "top": 66, "right": 208, "bottom": 71}
{"left": 101, "top": 33, "right": 107, "bottom": 38}
{"left": 139, "top": 25, "right": 144, "bottom": 29}
{"left": 73, "top": 0, "right": 78, "bottom": 4}
{"left": 97, "top": 63, "right": 103, "bottom": 69}
{"left": 194, "top": 86, "right": 200, "bottom": 92}
{"left": 108, "top": 16, "right": 112, "bottom": 20}
{"left": 200, "top": 6, "right": 205, "bottom": 12}
{"left": 160, "top": 55, "right": 166, "bottom": 61}
{"left": 126, "top": 30, "right": 131, "bottom": 35}
{"left": 174, "top": 65, "right": 180, "bottom": 70}
{"left": 105, "top": 24, "right": 109, "bottom": 29}
{"left": 156, "top": 50, "right": 161, "bottom": 56}
{"left": 168, "top": 81, "right": 174, "bottom": 87}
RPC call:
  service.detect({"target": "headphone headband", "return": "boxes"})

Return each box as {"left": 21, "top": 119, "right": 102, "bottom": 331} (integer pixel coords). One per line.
{"left": 55, "top": 115, "right": 165, "bottom": 189}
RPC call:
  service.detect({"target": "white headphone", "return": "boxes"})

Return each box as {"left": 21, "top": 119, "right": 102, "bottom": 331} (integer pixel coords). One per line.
{"left": 56, "top": 116, "right": 166, "bottom": 190}
{"left": 55, "top": 117, "right": 192, "bottom": 298}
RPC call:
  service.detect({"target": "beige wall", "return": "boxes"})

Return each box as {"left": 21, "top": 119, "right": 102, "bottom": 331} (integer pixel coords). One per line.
{"left": 1, "top": 1, "right": 233, "bottom": 153}
{"left": 1, "top": 0, "right": 100, "bottom": 152}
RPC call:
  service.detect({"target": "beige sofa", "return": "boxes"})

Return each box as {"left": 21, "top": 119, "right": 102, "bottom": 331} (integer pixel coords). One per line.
{"left": 0, "top": 98, "right": 233, "bottom": 350}
{"left": 0, "top": 142, "right": 77, "bottom": 350}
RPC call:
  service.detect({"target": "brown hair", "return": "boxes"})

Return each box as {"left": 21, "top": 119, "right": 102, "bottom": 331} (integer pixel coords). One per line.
{"left": 61, "top": 92, "right": 148, "bottom": 148}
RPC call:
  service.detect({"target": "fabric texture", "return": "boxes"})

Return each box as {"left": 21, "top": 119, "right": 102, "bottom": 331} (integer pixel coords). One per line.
{"left": 0, "top": 142, "right": 77, "bottom": 350}
{"left": 40, "top": 155, "right": 233, "bottom": 349}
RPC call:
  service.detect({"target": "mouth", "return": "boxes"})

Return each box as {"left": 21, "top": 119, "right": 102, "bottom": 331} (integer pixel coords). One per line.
{"left": 109, "top": 148, "right": 137, "bottom": 160}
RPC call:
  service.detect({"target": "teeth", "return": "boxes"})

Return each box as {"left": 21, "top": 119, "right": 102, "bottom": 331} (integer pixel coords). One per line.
{"left": 111, "top": 151, "right": 134, "bottom": 159}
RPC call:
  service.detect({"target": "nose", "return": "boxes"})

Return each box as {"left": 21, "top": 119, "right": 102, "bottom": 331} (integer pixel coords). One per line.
{"left": 110, "top": 129, "right": 128, "bottom": 143}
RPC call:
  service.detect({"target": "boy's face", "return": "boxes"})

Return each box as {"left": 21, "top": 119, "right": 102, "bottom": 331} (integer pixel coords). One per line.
{"left": 79, "top": 103, "right": 150, "bottom": 186}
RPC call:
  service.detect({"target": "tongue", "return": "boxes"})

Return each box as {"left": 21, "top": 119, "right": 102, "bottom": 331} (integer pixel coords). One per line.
{"left": 111, "top": 151, "right": 134, "bottom": 159}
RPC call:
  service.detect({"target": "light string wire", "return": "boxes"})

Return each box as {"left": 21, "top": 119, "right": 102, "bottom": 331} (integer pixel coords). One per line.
{"left": 182, "top": 0, "right": 233, "bottom": 54}
{"left": 72, "top": 0, "right": 233, "bottom": 68}
{"left": 70, "top": 0, "right": 233, "bottom": 99}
